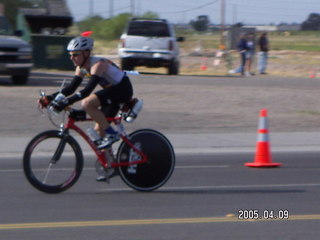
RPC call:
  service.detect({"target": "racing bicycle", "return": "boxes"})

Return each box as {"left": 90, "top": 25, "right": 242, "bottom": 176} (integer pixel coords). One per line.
{"left": 23, "top": 93, "right": 175, "bottom": 194}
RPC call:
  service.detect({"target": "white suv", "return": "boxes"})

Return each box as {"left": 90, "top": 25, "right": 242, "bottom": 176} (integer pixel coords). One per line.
{"left": 118, "top": 18, "right": 184, "bottom": 75}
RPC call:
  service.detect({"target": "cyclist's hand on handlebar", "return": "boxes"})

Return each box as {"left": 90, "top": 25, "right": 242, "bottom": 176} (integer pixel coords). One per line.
{"left": 38, "top": 96, "right": 52, "bottom": 109}
{"left": 52, "top": 99, "right": 69, "bottom": 112}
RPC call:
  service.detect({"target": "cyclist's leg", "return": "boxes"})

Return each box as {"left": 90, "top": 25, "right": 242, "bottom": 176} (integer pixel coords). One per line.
{"left": 94, "top": 77, "right": 133, "bottom": 137}
{"left": 81, "top": 94, "right": 109, "bottom": 137}
{"left": 101, "top": 104, "right": 120, "bottom": 118}
{"left": 94, "top": 78, "right": 133, "bottom": 180}
{"left": 94, "top": 103, "right": 120, "bottom": 182}
{"left": 105, "top": 76, "right": 133, "bottom": 104}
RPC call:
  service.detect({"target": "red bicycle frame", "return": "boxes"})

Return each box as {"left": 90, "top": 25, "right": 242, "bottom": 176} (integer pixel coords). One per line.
{"left": 63, "top": 114, "right": 148, "bottom": 169}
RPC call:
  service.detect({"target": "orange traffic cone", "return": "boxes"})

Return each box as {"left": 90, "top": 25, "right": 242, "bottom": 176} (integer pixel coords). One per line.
{"left": 200, "top": 57, "right": 208, "bottom": 70}
{"left": 245, "top": 109, "right": 281, "bottom": 168}
{"left": 309, "top": 69, "right": 316, "bottom": 78}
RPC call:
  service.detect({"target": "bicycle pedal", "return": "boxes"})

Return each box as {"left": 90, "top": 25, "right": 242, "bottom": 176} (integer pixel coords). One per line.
{"left": 96, "top": 176, "right": 110, "bottom": 183}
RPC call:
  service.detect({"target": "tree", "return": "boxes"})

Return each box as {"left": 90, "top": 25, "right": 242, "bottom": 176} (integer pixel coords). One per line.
{"left": 77, "top": 11, "right": 160, "bottom": 41}
{"left": 91, "top": 13, "right": 132, "bottom": 40}
{"left": 301, "top": 13, "right": 320, "bottom": 30}
{"left": 140, "top": 11, "right": 159, "bottom": 19}
{"left": 232, "top": 22, "right": 244, "bottom": 28}
{"left": 190, "top": 15, "right": 210, "bottom": 32}
{"left": 77, "top": 15, "right": 104, "bottom": 34}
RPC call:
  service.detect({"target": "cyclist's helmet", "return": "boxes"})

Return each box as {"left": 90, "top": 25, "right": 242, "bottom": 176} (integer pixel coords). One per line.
{"left": 67, "top": 37, "right": 93, "bottom": 51}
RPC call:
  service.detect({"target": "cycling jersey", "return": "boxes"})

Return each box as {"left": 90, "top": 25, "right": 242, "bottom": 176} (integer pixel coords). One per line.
{"left": 89, "top": 56, "right": 124, "bottom": 86}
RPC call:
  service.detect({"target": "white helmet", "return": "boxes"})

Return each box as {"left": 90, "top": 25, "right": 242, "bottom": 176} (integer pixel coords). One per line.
{"left": 67, "top": 37, "right": 93, "bottom": 51}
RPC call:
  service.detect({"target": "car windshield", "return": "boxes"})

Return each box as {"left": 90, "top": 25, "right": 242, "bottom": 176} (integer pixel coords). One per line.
{"left": 0, "top": 16, "right": 13, "bottom": 35}
{"left": 127, "top": 21, "right": 170, "bottom": 37}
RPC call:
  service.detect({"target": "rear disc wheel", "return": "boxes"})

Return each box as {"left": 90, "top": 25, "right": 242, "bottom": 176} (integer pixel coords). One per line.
{"left": 117, "top": 129, "right": 175, "bottom": 191}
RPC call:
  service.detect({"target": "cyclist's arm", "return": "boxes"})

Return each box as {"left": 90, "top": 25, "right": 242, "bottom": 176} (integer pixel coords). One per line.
{"left": 51, "top": 74, "right": 102, "bottom": 111}
{"left": 66, "top": 74, "right": 101, "bottom": 104}
{"left": 47, "top": 66, "right": 85, "bottom": 100}
{"left": 38, "top": 74, "right": 83, "bottom": 108}
{"left": 66, "top": 61, "right": 106, "bottom": 104}
{"left": 45, "top": 75, "right": 83, "bottom": 103}
{"left": 60, "top": 76, "right": 83, "bottom": 96}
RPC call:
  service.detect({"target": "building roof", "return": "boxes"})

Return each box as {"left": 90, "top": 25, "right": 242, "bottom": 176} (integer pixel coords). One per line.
{"left": 20, "top": 0, "right": 73, "bottom": 33}
{"left": 20, "top": 8, "right": 47, "bottom": 16}
{"left": 45, "top": 0, "right": 72, "bottom": 17}
{"left": 20, "top": 0, "right": 72, "bottom": 18}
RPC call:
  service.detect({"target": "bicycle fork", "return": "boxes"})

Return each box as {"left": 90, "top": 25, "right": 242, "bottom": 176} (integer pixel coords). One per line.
{"left": 42, "top": 130, "right": 69, "bottom": 184}
{"left": 51, "top": 129, "right": 69, "bottom": 164}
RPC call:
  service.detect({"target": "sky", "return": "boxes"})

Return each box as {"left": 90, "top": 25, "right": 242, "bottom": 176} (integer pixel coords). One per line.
{"left": 66, "top": 0, "right": 320, "bottom": 25}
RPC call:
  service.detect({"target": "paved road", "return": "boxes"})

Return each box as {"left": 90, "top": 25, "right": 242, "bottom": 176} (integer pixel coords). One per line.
{"left": 1, "top": 152, "right": 320, "bottom": 239}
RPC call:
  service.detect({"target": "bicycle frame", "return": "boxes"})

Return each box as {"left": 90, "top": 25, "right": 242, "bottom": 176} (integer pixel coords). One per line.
{"left": 62, "top": 112, "right": 148, "bottom": 169}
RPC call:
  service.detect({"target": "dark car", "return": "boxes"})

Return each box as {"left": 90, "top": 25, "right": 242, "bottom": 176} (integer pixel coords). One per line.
{"left": 0, "top": 16, "right": 33, "bottom": 85}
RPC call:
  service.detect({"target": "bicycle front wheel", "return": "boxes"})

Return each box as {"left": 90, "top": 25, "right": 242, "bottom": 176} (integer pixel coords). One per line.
{"left": 117, "top": 129, "right": 175, "bottom": 191}
{"left": 23, "top": 130, "right": 84, "bottom": 193}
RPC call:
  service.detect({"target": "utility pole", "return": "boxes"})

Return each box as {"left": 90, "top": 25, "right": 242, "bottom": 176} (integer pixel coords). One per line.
{"left": 89, "top": 0, "right": 94, "bottom": 17}
{"left": 233, "top": 4, "right": 237, "bottom": 25}
{"left": 137, "top": 0, "right": 141, "bottom": 16}
{"left": 220, "top": 0, "right": 226, "bottom": 48}
{"left": 131, "top": 0, "right": 135, "bottom": 16}
{"left": 110, "top": 0, "right": 114, "bottom": 18}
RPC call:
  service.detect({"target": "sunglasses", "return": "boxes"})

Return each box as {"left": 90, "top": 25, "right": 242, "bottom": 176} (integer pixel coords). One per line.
{"left": 69, "top": 52, "right": 82, "bottom": 57}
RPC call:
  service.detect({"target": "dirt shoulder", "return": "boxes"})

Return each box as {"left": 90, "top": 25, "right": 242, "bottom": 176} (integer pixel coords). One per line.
{"left": 104, "top": 49, "right": 320, "bottom": 78}
{"left": 179, "top": 50, "right": 320, "bottom": 77}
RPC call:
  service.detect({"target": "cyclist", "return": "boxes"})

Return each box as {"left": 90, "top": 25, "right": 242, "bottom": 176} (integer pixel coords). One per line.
{"left": 38, "top": 35, "right": 133, "bottom": 149}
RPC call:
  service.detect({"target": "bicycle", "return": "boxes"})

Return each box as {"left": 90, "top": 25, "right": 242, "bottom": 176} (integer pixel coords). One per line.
{"left": 23, "top": 92, "right": 175, "bottom": 194}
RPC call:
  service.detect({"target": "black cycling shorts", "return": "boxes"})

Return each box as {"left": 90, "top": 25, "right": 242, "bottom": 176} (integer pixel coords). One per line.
{"left": 95, "top": 76, "right": 133, "bottom": 116}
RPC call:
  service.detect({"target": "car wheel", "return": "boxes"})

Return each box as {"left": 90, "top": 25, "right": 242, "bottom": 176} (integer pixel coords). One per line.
{"left": 168, "top": 61, "right": 179, "bottom": 75}
{"left": 121, "top": 59, "right": 134, "bottom": 71}
{"left": 12, "top": 75, "right": 29, "bottom": 85}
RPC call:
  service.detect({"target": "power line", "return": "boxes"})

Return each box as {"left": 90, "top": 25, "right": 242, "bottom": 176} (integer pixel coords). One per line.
{"left": 95, "top": 6, "right": 130, "bottom": 17}
{"left": 159, "top": 0, "right": 219, "bottom": 14}
{"left": 69, "top": 0, "right": 320, "bottom": 24}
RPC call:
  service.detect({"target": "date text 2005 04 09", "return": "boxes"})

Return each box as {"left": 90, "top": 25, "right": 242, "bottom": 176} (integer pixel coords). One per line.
{"left": 238, "top": 209, "right": 289, "bottom": 220}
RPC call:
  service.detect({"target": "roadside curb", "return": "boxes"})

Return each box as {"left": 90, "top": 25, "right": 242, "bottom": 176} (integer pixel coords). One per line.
{"left": 1, "top": 132, "right": 320, "bottom": 159}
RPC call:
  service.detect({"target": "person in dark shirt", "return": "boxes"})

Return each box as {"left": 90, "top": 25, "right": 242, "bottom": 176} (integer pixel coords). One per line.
{"left": 228, "top": 33, "right": 248, "bottom": 75}
{"left": 237, "top": 33, "right": 248, "bottom": 75}
{"left": 244, "top": 32, "right": 255, "bottom": 76}
{"left": 257, "top": 32, "right": 269, "bottom": 74}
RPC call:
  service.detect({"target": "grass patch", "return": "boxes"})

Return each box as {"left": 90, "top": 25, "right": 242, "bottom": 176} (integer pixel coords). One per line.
{"left": 94, "top": 30, "right": 320, "bottom": 54}
{"left": 295, "top": 110, "right": 320, "bottom": 116}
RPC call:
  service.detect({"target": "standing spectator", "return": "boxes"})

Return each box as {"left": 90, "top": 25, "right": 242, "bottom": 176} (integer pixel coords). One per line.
{"left": 245, "top": 32, "right": 255, "bottom": 76}
{"left": 257, "top": 32, "right": 269, "bottom": 74}
{"left": 228, "top": 33, "right": 248, "bottom": 75}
